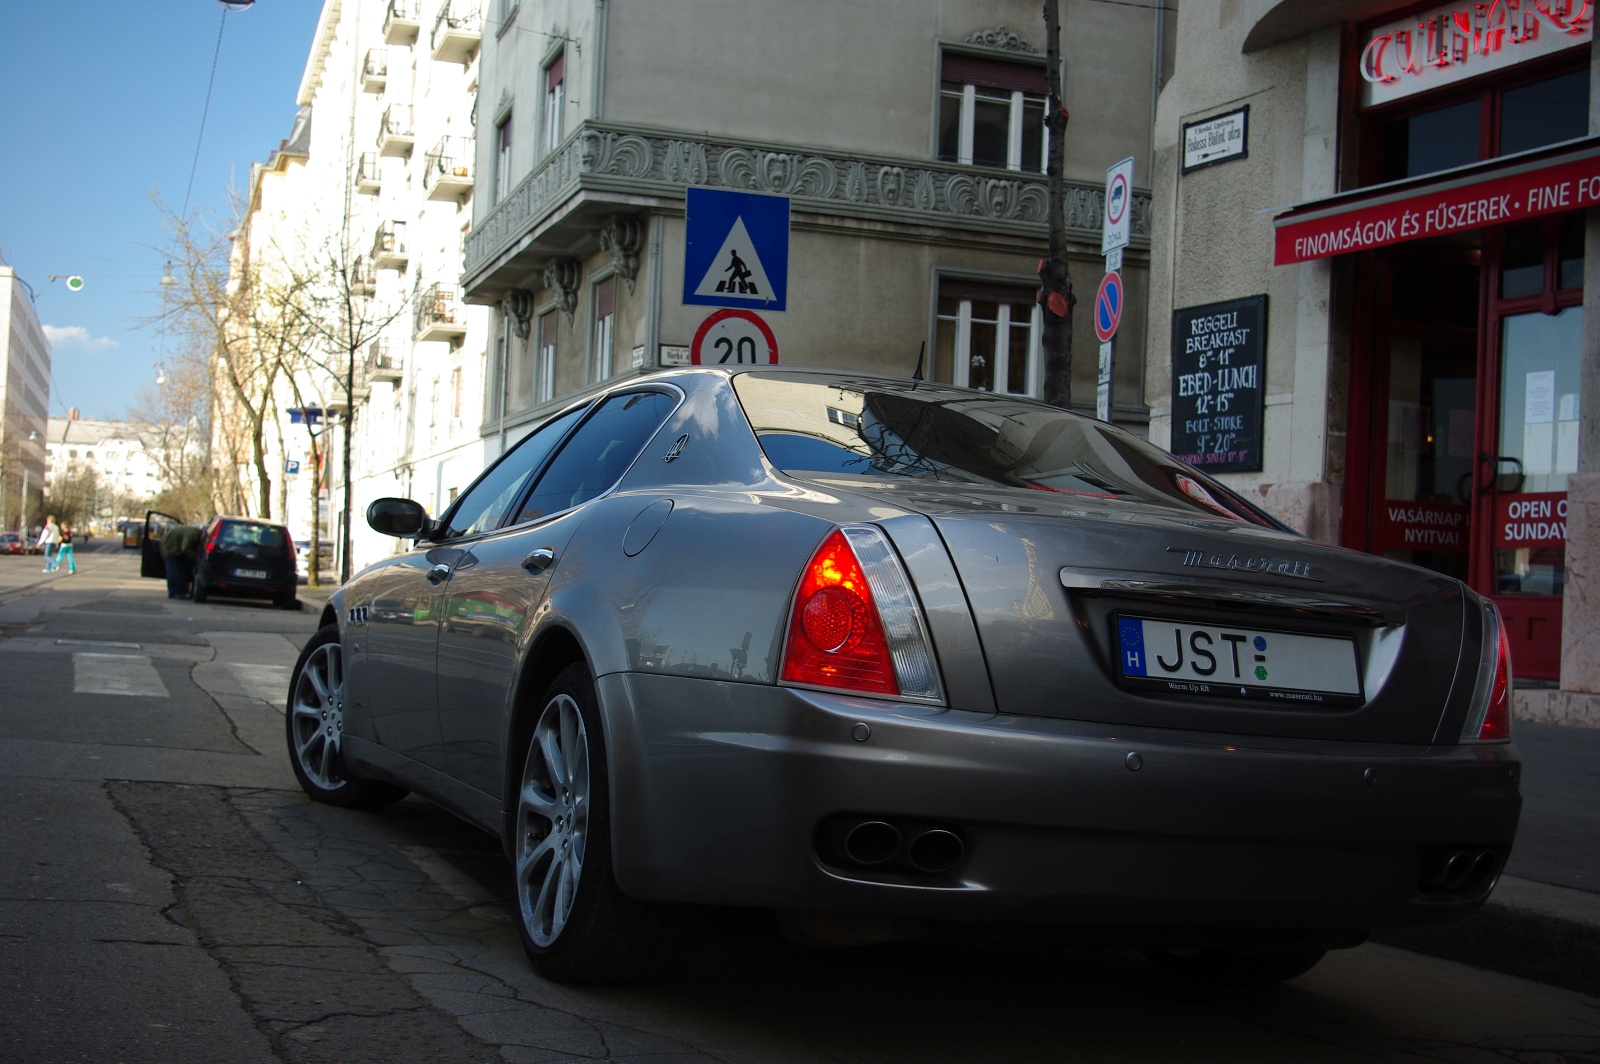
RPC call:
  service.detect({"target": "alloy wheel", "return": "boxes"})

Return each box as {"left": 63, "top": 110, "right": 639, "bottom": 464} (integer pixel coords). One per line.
{"left": 516, "top": 693, "right": 590, "bottom": 948}
{"left": 290, "top": 642, "right": 347, "bottom": 790}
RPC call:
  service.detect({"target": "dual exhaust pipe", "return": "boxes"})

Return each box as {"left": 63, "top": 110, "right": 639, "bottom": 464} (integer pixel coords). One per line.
{"left": 818, "top": 815, "right": 966, "bottom": 877}
{"left": 1422, "top": 847, "right": 1499, "bottom": 894}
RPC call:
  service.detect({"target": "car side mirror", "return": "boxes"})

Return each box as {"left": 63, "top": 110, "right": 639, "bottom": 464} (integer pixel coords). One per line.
{"left": 367, "top": 498, "right": 435, "bottom": 539}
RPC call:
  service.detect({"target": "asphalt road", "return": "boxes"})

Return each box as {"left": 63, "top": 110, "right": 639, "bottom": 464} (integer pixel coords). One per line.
{"left": 3, "top": 548, "right": 1598, "bottom": 1064}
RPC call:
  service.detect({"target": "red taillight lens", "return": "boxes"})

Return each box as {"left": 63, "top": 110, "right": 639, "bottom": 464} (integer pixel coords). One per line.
{"left": 1463, "top": 599, "right": 1513, "bottom": 743}
{"left": 1478, "top": 620, "right": 1513, "bottom": 741}
{"left": 781, "top": 529, "right": 898, "bottom": 695}
{"left": 204, "top": 523, "right": 221, "bottom": 554}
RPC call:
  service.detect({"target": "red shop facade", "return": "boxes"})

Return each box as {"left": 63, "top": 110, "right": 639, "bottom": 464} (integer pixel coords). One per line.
{"left": 1274, "top": 0, "right": 1592, "bottom": 680}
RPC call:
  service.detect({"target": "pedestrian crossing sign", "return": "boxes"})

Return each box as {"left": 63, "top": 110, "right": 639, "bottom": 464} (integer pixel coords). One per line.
{"left": 683, "top": 187, "right": 789, "bottom": 311}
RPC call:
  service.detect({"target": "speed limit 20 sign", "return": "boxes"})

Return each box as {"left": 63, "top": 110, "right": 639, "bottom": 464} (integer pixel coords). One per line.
{"left": 690, "top": 308, "right": 779, "bottom": 365}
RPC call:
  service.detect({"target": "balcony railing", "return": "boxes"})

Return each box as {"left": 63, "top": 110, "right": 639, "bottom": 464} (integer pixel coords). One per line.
{"left": 383, "top": 0, "right": 420, "bottom": 45}
{"left": 414, "top": 282, "right": 467, "bottom": 341}
{"left": 361, "top": 48, "right": 388, "bottom": 92}
{"left": 366, "top": 340, "right": 403, "bottom": 382}
{"left": 430, "top": 0, "right": 481, "bottom": 63}
{"left": 378, "top": 103, "right": 413, "bottom": 157}
{"left": 423, "top": 135, "right": 474, "bottom": 200}
{"left": 354, "top": 152, "right": 381, "bottom": 195}
{"left": 350, "top": 255, "right": 377, "bottom": 296}
{"left": 372, "top": 221, "right": 408, "bottom": 270}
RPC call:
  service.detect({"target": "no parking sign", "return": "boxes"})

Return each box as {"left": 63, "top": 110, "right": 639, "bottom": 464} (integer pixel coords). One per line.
{"left": 1094, "top": 271, "right": 1123, "bottom": 343}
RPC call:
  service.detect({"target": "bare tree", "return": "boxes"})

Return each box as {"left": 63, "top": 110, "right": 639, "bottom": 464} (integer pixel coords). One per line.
{"left": 147, "top": 197, "right": 284, "bottom": 520}
{"left": 1040, "top": 0, "right": 1077, "bottom": 409}
{"left": 297, "top": 230, "right": 408, "bottom": 583}
{"left": 131, "top": 338, "right": 214, "bottom": 524}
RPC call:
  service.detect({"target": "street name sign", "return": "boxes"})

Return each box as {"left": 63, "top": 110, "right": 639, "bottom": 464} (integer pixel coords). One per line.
{"left": 1182, "top": 106, "right": 1248, "bottom": 174}
{"left": 684, "top": 187, "right": 790, "bottom": 311}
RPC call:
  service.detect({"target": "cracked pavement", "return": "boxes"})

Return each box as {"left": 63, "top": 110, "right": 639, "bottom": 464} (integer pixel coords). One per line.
{"left": 3, "top": 549, "right": 1600, "bottom": 1063}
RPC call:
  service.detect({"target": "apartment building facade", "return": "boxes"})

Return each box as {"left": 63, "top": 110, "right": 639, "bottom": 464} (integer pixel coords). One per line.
{"left": 45, "top": 415, "right": 167, "bottom": 518}
{"left": 233, "top": 0, "right": 493, "bottom": 572}
{"left": 0, "top": 258, "right": 50, "bottom": 533}
{"left": 464, "top": 0, "right": 1169, "bottom": 453}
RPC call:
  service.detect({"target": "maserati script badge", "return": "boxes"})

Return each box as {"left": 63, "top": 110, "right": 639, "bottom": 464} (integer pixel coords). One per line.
{"left": 1167, "top": 546, "right": 1319, "bottom": 581}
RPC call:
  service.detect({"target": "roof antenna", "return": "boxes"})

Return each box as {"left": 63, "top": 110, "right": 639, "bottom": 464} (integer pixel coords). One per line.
{"left": 911, "top": 340, "right": 925, "bottom": 384}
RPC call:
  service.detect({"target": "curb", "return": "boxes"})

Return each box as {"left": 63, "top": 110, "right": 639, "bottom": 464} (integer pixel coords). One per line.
{"left": 1373, "top": 875, "right": 1600, "bottom": 997}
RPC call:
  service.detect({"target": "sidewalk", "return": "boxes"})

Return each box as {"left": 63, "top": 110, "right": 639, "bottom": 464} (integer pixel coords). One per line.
{"left": 1378, "top": 721, "right": 1600, "bottom": 996}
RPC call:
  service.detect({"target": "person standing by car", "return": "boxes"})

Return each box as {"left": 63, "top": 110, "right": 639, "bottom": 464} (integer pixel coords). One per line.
{"left": 37, "top": 515, "right": 60, "bottom": 572}
{"left": 160, "top": 523, "right": 200, "bottom": 598}
{"left": 55, "top": 523, "right": 76, "bottom": 575}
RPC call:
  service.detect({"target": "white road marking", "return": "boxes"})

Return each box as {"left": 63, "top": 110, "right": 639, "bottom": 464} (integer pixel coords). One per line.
{"left": 228, "top": 663, "right": 293, "bottom": 706}
{"left": 72, "top": 653, "right": 169, "bottom": 698}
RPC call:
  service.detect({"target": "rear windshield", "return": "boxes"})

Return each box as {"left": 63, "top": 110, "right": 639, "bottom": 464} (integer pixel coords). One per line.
{"left": 217, "top": 521, "right": 287, "bottom": 549}
{"left": 732, "top": 372, "right": 1273, "bottom": 525}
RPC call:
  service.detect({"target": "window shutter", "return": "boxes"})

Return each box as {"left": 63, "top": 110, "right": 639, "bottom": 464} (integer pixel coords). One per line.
{"left": 939, "top": 278, "right": 1038, "bottom": 304}
{"left": 540, "top": 312, "right": 557, "bottom": 347}
{"left": 595, "top": 277, "right": 615, "bottom": 319}
{"left": 940, "top": 53, "right": 1047, "bottom": 95}
{"left": 546, "top": 50, "right": 565, "bottom": 90}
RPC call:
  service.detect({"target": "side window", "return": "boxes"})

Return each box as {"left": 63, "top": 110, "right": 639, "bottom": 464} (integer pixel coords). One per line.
{"left": 441, "top": 407, "right": 584, "bottom": 539}
{"left": 515, "top": 391, "right": 675, "bottom": 522}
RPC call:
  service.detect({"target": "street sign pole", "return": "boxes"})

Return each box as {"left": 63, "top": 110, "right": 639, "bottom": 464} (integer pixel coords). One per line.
{"left": 1098, "top": 158, "right": 1133, "bottom": 424}
{"left": 1096, "top": 339, "right": 1115, "bottom": 422}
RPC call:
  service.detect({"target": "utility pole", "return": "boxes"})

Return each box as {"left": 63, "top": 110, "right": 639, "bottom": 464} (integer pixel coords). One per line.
{"left": 1041, "top": 0, "right": 1076, "bottom": 409}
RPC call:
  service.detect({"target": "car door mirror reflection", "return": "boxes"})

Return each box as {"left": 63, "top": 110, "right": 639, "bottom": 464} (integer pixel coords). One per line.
{"left": 368, "top": 497, "right": 432, "bottom": 538}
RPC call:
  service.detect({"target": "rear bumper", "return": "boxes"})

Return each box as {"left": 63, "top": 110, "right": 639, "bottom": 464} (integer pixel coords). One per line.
{"left": 601, "top": 672, "right": 1522, "bottom": 937}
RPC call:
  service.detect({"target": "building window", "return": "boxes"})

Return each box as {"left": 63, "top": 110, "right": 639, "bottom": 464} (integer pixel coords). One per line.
{"left": 591, "top": 278, "right": 614, "bottom": 382}
{"left": 450, "top": 366, "right": 463, "bottom": 419}
{"left": 537, "top": 311, "right": 556, "bottom": 403}
{"left": 543, "top": 50, "right": 565, "bottom": 153}
{"left": 937, "top": 53, "right": 1047, "bottom": 171}
{"left": 933, "top": 280, "right": 1040, "bottom": 395}
{"left": 494, "top": 112, "right": 513, "bottom": 204}
{"left": 1372, "top": 65, "right": 1590, "bottom": 184}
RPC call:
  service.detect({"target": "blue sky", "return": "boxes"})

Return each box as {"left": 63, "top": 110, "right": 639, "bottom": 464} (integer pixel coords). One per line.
{"left": 1, "top": 0, "right": 322, "bottom": 420}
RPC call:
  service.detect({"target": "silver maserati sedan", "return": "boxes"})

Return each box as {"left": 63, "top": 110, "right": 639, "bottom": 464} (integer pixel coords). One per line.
{"left": 286, "top": 366, "right": 1519, "bottom": 985}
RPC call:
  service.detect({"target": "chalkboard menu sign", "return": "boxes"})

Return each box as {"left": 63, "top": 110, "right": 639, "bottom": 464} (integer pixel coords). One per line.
{"left": 1170, "top": 295, "right": 1267, "bottom": 473}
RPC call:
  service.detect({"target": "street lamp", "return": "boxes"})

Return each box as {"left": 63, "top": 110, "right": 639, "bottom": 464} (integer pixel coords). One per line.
{"left": 159, "top": 263, "right": 177, "bottom": 288}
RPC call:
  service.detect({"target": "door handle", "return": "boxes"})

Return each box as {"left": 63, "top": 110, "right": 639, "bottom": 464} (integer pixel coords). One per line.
{"left": 522, "top": 548, "right": 556, "bottom": 573}
{"left": 426, "top": 563, "right": 452, "bottom": 585}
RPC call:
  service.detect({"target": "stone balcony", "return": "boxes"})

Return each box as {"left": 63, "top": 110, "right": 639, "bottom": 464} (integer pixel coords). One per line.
{"left": 462, "top": 120, "right": 1152, "bottom": 302}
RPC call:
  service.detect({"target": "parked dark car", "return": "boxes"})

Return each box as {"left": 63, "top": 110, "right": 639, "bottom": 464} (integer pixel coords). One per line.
{"left": 287, "top": 367, "right": 1519, "bottom": 987}
{"left": 193, "top": 517, "right": 298, "bottom": 608}
{"left": 0, "top": 532, "right": 24, "bottom": 555}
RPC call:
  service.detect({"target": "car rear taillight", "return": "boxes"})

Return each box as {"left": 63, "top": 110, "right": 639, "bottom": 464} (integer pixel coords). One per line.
{"left": 780, "top": 526, "right": 943, "bottom": 702}
{"left": 204, "top": 523, "right": 221, "bottom": 554}
{"left": 1462, "top": 598, "right": 1512, "bottom": 743}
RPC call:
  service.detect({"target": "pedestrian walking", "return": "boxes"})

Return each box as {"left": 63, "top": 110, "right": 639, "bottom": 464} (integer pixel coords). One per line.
{"left": 56, "top": 523, "right": 76, "bottom": 574}
{"left": 37, "top": 515, "right": 60, "bottom": 572}
{"left": 160, "top": 522, "right": 201, "bottom": 599}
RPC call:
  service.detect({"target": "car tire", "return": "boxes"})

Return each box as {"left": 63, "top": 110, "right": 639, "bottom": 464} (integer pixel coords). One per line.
{"left": 191, "top": 580, "right": 209, "bottom": 604}
{"left": 1145, "top": 948, "right": 1327, "bottom": 986}
{"left": 285, "top": 624, "right": 408, "bottom": 809}
{"left": 276, "top": 590, "right": 299, "bottom": 610}
{"left": 513, "top": 662, "right": 686, "bottom": 984}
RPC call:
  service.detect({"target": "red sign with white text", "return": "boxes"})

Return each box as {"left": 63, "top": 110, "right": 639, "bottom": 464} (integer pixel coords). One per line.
{"left": 1275, "top": 144, "right": 1600, "bottom": 264}
{"left": 1376, "top": 499, "right": 1470, "bottom": 554}
{"left": 1495, "top": 491, "right": 1568, "bottom": 549}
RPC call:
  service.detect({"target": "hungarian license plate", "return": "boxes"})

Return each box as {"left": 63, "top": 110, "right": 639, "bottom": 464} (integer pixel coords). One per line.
{"left": 234, "top": 568, "right": 269, "bottom": 580}
{"left": 1115, "top": 615, "right": 1362, "bottom": 705}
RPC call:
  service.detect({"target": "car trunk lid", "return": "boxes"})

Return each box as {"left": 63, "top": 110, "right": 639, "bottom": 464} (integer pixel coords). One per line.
{"left": 815, "top": 477, "right": 1473, "bottom": 745}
